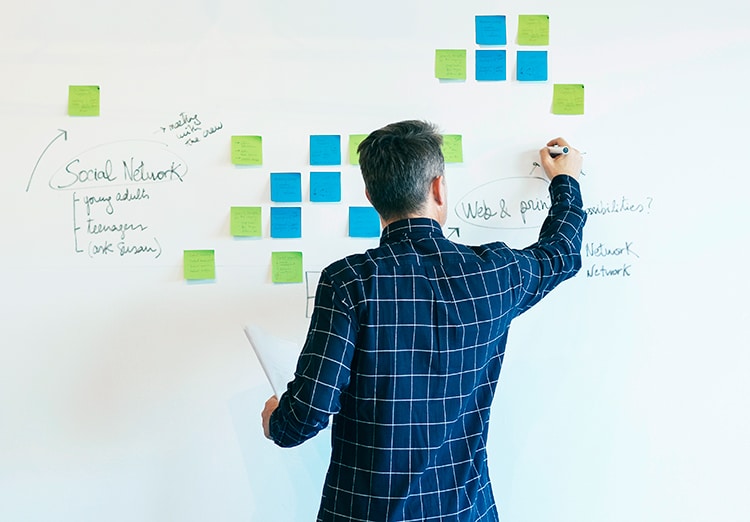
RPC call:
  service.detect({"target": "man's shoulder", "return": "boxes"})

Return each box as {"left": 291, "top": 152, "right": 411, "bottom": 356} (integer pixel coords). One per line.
{"left": 323, "top": 239, "right": 517, "bottom": 279}
{"left": 321, "top": 249, "right": 378, "bottom": 281}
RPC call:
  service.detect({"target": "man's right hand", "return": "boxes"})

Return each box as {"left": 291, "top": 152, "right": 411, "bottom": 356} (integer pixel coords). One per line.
{"left": 539, "top": 137, "right": 582, "bottom": 181}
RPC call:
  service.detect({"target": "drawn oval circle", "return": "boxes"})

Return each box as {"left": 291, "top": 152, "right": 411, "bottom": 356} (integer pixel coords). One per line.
{"left": 454, "top": 176, "right": 550, "bottom": 229}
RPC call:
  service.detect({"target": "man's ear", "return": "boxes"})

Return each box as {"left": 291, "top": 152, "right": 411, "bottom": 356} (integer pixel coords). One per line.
{"left": 365, "top": 188, "right": 372, "bottom": 204}
{"left": 431, "top": 175, "right": 446, "bottom": 206}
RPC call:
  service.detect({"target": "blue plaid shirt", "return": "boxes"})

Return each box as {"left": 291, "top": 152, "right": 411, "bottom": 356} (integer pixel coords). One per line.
{"left": 270, "top": 175, "right": 586, "bottom": 521}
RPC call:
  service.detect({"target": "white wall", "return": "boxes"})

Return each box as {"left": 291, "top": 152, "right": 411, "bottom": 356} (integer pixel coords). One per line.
{"left": 1, "top": 1, "right": 748, "bottom": 520}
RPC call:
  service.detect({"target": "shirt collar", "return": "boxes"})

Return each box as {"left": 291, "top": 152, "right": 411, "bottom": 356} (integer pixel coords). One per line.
{"left": 380, "top": 218, "right": 445, "bottom": 245}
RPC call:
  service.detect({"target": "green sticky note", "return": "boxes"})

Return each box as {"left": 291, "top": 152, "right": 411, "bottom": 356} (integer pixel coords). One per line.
{"left": 271, "top": 251, "right": 303, "bottom": 283}
{"left": 435, "top": 50, "right": 467, "bottom": 80}
{"left": 442, "top": 135, "right": 463, "bottom": 163}
{"left": 184, "top": 250, "right": 216, "bottom": 280}
{"left": 553, "top": 84, "right": 585, "bottom": 115}
{"left": 68, "top": 85, "right": 100, "bottom": 116}
{"left": 231, "top": 135, "right": 263, "bottom": 165}
{"left": 230, "top": 206, "right": 262, "bottom": 237}
{"left": 518, "top": 15, "right": 550, "bottom": 46}
{"left": 349, "top": 134, "right": 368, "bottom": 165}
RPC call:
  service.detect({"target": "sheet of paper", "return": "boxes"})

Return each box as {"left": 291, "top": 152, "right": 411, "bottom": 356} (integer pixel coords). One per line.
{"left": 475, "top": 15, "right": 507, "bottom": 45}
{"left": 441, "top": 134, "right": 464, "bottom": 163}
{"left": 183, "top": 250, "right": 215, "bottom": 280}
{"left": 230, "top": 206, "right": 262, "bottom": 237}
{"left": 517, "top": 15, "right": 550, "bottom": 45}
{"left": 435, "top": 49, "right": 467, "bottom": 80}
{"left": 348, "top": 206, "right": 380, "bottom": 238}
{"left": 231, "top": 135, "right": 263, "bottom": 165}
{"left": 553, "top": 84, "right": 585, "bottom": 115}
{"left": 310, "top": 171, "right": 341, "bottom": 202}
{"left": 348, "top": 134, "right": 368, "bottom": 165}
{"left": 270, "top": 172, "right": 302, "bottom": 202}
{"left": 270, "top": 207, "right": 302, "bottom": 238}
{"left": 68, "top": 85, "right": 100, "bottom": 116}
{"left": 271, "top": 251, "right": 303, "bottom": 283}
{"left": 476, "top": 50, "right": 507, "bottom": 81}
{"left": 310, "top": 135, "right": 342, "bottom": 165}
{"left": 517, "top": 50, "right": 548, "bottom": 81}
{"left": 243, "top": 324, "right": 300, "bottom": 397}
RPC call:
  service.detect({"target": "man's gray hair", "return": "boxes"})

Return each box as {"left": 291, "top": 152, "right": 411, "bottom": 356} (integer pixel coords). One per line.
{"left": 357, "top": 120, "right": 445, "bottom": 221}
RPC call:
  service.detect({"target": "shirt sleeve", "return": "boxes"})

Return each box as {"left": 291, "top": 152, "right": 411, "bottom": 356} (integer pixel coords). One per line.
{"left": 513, "top": 174, "right": 587, "bottom": 314}
{"left": 269, "top": 269, "right": 358, "bottom": 448}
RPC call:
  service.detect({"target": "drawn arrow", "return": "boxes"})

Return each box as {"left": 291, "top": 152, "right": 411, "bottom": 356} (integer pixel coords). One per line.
{"left": 26, "top": 129, "right": 68, "bottom": 192}
{"left": 447, "top": 227, "right": 460, "bottom": 238}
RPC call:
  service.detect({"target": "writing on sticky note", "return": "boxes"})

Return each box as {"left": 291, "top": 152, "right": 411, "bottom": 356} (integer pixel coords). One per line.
{"left": 435, "top": 50, "right": 467, "bottom": 80}
{"left": 310, "top": 171, "right": 341, "bottom": 202}
{"left": 476, "top": 50, "right": 506, "bottom": 81}
{"left": 271, "top": 207, "right": 302, "bottom": 238}
{"left": 310, "top": 135, "right": 341, "bottom": 166}
{"left": 518, "top": 15, "right": 550, "bottom": 46}
{"left": 517, "top": 51, "right": 548, "bottom": 81}
{"left": 230, "top": 206, "right": 262, "bottom": 237}
{"left": 184, "top": 250, "right": 215, "bottom": 280}
{"left": 349, "top": 207, "right": 380, "bottom": 238}
{"left": 231, "top": 135, "right": 263, "bottom": 165}
{"left": 272, "top": 251, "right": 303, "bottom": 283}
{"left": 442, "top": 135, "right": 463, "bottom": 163}
{"left": 68, "top": 85, "right": 100, "bottom": 116}
{"left": 271, "top": 172, "right": 302, "bottom": 202}
{"left": 553, "top": 84, "right": 585, "bottom": 115}
{"left": 349, "top": 134, "right": 368, "bottom": 165}
{"left": 476, "top": 15, "right": 506, "bottom": 45}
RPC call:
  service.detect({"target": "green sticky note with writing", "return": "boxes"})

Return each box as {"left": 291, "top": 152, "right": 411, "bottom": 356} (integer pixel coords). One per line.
{"left": 272, "top": 251, "right": 303, "bottom": 283}
{"left": 184, "top": 250, "right": 216, "bottom": 280}
{"left": 68, "top": 85, "right": 100, "bottom": 116}
{"left": 435, "top": 50, "right": 467, "bottom": 80}
{"left": 230, "top": 206, "right": 262, "bottom": 237}
{"left": 231, "top": 135, "right": 263, "bottom": 165}
{"left": 349, "top": 134, "right": 368, "bottom": 165}
{"left": 553, "top": 84, "right": 585, "bottom": 115}
{"left": 442, "top": 135, "right": 463, "bottom": 163}
{"left": 518, "top": 15, "right": 550, "bottom": 45}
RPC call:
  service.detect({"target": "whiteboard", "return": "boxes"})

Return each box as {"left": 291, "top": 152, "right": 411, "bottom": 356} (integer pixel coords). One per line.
{"left": 1, "top": 1, "right": 749, "bottom": 521}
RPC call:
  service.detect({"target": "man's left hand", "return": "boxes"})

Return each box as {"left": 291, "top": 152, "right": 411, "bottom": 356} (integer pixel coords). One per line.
{"left": 261, "top": 395, "right": 279, "bottom": 440}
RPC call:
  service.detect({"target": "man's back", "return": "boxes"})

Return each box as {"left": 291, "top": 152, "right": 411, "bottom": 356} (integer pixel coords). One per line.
{"left": 263, "top": 122, "right": 585, "bottom": 522}
{"left": 271, "top": 175, "right": 584, "bottom": 521}
{"left": 319, "top": 218, "right": 520, "bottom": 521}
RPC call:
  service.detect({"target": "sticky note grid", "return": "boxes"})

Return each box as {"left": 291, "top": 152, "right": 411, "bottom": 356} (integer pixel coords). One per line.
{"left": 434, "top": 12, "right": 583, "bottom": 114}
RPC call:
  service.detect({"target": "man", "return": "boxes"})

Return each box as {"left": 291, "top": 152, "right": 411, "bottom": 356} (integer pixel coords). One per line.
{"left": 262, "top": 120, "right": 586, "bottom": 521}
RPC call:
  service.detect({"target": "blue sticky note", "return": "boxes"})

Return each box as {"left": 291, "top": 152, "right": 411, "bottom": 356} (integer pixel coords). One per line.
{"left": 517, "top": 51, "right": 548, "bottom": 81}
{"left": 270, "top": 172, "right": 302, "bottom": 202}
{"left": 271, "top": 207, "right": 302, "bottom": 238}
{"left": 310, "top": 171, "right": 341, "bottom": 202}
{"left": 476, "top": 50, "right": 506, "bottom": 81}
{"left": 476, "top": 15, "right": 506, "bottom": 45}
{"left": 349, "top": 207, "right": 380, "bottom": 238}
{"left": 310, "top": 135, "right": 341, "bottom": 166}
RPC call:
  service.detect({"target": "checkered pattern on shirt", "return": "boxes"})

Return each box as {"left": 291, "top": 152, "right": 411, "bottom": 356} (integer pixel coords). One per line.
{"left": 270, "top": 175, "right": 586, "bottom": 522}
